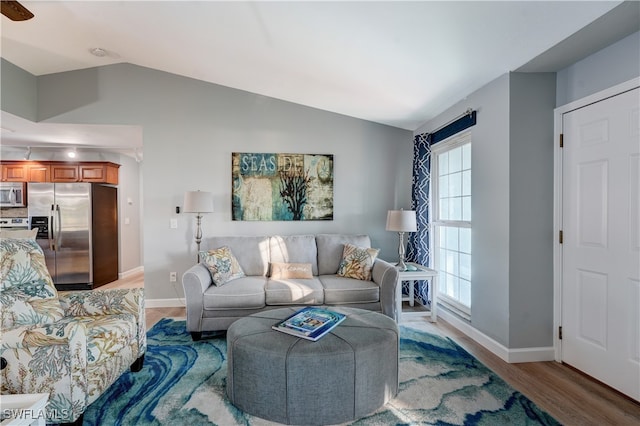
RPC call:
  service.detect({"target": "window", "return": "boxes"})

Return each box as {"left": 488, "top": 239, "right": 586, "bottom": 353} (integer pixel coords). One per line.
{"left": 432, "top": 132, "right": 471, "bottom": 316}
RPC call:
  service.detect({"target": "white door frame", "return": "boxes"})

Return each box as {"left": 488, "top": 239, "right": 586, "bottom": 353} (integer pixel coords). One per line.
{"left": 553, "top": 76, "right": 640, "bottom": 361}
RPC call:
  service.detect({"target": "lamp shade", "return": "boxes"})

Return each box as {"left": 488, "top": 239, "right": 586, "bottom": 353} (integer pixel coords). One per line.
{"left": 183, "top": 191, "right": 214, "bottom": 213}
{"left": 386, "top": 210, "right": 417, "bottom": 232}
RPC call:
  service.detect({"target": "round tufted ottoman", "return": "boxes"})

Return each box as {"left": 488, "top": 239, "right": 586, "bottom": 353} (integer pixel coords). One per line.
{"left": 226, "top": 307, "right": 399, "bottom": 425}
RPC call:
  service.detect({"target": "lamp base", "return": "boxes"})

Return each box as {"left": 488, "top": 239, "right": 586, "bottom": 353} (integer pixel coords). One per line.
{"left": 194, "top": 214, "right": 203, "bottom": 263}
{"left": 395, "top": 231, "right": 409, "bottom": 271}
{"left": 396, "top": 259, "right": 409, "bottom": 271}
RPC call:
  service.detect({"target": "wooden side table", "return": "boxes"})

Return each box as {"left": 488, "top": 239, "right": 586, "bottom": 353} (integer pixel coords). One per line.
{"left": 395, "top": 262, "right": 438, "bottom": 323}
{"left": 0, "top": 393, "right": 49, "bottom": 426}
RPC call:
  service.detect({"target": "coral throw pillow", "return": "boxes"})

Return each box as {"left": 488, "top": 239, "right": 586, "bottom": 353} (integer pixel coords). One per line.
{"left": 200, "top": 246, "right": 246, "bottom": 286}
{"left": 337, "top": 243, "right": 379, "bottom": 281}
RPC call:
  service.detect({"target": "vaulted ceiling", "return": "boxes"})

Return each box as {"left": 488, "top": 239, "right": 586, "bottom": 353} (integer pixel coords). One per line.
{"left": 1, "top": 1, "right": 638, "bottom": 153}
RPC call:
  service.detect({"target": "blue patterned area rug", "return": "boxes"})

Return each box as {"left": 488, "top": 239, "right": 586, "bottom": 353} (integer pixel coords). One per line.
{"left": 84, "top": 318, "right": 559, "bottom": 426}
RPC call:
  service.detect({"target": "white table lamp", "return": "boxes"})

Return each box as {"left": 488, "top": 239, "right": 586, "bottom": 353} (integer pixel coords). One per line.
{"left": 184, "top": 190, "right": 214, "bottom": 262}
{"left": 386, "top": 209, "right": 417, "bottom": 271}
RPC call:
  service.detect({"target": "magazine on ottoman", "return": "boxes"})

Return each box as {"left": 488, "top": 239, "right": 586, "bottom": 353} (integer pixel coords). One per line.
{"left": 272, "top": 307, "right": 346, "bottom": 341}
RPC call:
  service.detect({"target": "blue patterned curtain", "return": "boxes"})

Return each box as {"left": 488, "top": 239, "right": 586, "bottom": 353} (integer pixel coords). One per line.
{"left": 405, "top": 111, "right": 477, "bottom": 307}
{"left": 405, "top": 132, "right": 432, "bottom": 306}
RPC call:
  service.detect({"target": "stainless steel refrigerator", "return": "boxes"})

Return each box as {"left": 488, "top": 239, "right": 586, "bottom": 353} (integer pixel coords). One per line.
{"left": 28, "top": 183, "right": 118, "bottom": 290}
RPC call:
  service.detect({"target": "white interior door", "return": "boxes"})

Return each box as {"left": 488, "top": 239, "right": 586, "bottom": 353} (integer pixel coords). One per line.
{"left": 561, "top": 86, "right": 640, "bottom": 401}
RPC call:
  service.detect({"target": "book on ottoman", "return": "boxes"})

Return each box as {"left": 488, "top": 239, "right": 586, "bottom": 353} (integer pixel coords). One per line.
{"left": 272, "top": 307, "right": 346, "bottom": 341}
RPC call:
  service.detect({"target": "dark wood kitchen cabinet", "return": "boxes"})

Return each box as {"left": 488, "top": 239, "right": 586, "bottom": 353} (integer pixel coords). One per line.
{"left": 27, "top": 164, "right": 51, "bottom": 182}
{"left": 79, "top": 163, "right": 119, "bottom": 184}
{"left": 50, "top": 164, "right": 80, "bottom": 182}
{"left": 1, "top": 163, "right": 27, "bottom": 181}
{"left": 1, "top": 162, "right": 50, "bottom": 182}
{"left": 1, "top": 161, "right": 119, "bottom": 184}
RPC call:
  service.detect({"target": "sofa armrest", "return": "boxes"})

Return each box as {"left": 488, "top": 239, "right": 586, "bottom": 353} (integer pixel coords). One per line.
{"left": 1, "top": 322, "right": 89, "bottom": 422}
{"left": 1, "top": 321, "right": 87, "bottom": 349}
{"left": 58, "top": 288, "right": 146, "bottom": 356}
{"left": 371, "top": 259, "right": 399, "bottom": 320}
{"left": 182, "top": 263, "right": 213, "bottom": 332}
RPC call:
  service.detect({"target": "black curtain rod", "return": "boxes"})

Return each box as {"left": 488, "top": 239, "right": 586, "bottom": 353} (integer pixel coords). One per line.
{"left": 430, "top": 108, "right": 474, "bottom": 134}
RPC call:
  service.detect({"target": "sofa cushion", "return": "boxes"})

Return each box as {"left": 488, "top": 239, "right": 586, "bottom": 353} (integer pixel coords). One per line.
{"left": 0, "top": 238, "right": 64, "bottom": 329}
{"left": 208, "top": 236, "right": 270, "bottom": 276}
{"left": 337, "top": 243, "right": 380, "bottom": 281}
{"left": 265, "top": 277, "right": 324, "bottom": 305}
{"left": 269, "top": 235, "right": 318, "bottom": 276}
{"left": 319, "top": 275, "right": 380, "bottom": 304}
{"left": 316, "top": 234, "right": 372, "bottom": 275}
{"left": 270, "top": 262, "right": 313, "bottom": 279}
{"left": 203, "top": 276, "right": 266, "bottom": 310}
{"left": 200, "top": 246, "right": 246, "bottom": 286}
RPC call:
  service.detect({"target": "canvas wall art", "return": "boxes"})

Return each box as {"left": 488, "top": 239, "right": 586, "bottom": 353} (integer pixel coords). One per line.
{"left": 232, "top": 153, "right": 334, "bottom": 221}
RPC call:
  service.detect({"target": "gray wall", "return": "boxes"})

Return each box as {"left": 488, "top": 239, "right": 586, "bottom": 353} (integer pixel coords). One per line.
{"left": 116, "top": 154, "right": 143, "bottom": 274}
{"left": 1, "top": 59, "right": 37, "bottom": 121}
{"left": 413, "top": 29, "right": 639, "bottom": 350}
{"left": 508, "top": 73, "right": 556, "bottom": 348}
{"left": 3, "top": 63, "right": 412, "bottom": 300}
{"left": 556, "top": 30, "right": 640, "bottom": 106}
{"left": 415, "top": 72, "right": 556, "bottom": 349}
{"left": 415, "top": 74, "right": 512, "bottom": 346}
{"left": 4, "top": 26, "right": 634, "bottom": 349}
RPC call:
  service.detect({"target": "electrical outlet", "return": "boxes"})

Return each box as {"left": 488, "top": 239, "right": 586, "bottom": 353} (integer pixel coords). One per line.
{"left": 169, "top": 272, "right": 177, "bottom": 282}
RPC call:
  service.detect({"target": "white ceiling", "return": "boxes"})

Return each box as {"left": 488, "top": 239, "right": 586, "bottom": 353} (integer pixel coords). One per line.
{"left": 0, "top": 110, "right": 143, "bottom": 158}
{"left": 1, "top": 1, "right": 637, "bottom": 155}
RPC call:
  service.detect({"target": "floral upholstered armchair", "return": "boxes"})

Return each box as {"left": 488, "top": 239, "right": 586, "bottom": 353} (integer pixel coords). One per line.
{"left": 0, "top": 238, "right": 146, "bottom": 425}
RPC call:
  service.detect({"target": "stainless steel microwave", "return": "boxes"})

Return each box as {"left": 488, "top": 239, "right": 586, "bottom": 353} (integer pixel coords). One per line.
{"left": 0, "top": 182, "right": 26, "bottom": 207}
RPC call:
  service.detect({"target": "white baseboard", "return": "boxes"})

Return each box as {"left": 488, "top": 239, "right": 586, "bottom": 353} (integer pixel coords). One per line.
{"left": 507, "top": 346, "right": 556, "bottom": 363}
{"left": 119, "top": 266, "right": 144, "bottom": 279}
{"left": 438, "top": 306, "right": 554, "bottom": 363}
{"left": 146, "top": 298, "right": 185, "bottom": 308}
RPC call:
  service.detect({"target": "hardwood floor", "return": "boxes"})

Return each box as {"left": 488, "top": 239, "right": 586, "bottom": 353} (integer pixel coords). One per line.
{"left": 107, "top": 272, "right": 640, "bottom": 425}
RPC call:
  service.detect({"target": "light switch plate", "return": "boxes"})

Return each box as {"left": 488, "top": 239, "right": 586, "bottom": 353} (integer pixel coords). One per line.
{"left": 170, "top": 218, "right": 178, "bottom": 229}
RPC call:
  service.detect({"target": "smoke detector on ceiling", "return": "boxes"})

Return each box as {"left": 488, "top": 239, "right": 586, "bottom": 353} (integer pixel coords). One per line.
{"left": 89, "top": 47, "right": 108, "bottom": 57}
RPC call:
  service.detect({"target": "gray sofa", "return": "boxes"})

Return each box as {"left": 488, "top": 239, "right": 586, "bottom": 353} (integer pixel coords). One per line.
{"left": 182, "top": 234, "right": 399, "bottom": 340}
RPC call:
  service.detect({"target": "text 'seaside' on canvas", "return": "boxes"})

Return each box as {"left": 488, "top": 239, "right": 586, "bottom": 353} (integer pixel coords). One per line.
{"left": 232, "top": 153, "right": 334, "bottom": 221}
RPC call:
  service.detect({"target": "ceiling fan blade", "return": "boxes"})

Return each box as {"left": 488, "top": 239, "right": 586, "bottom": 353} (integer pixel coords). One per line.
{"left": 1, "top": 0, "right": 34, "bottom": 21}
